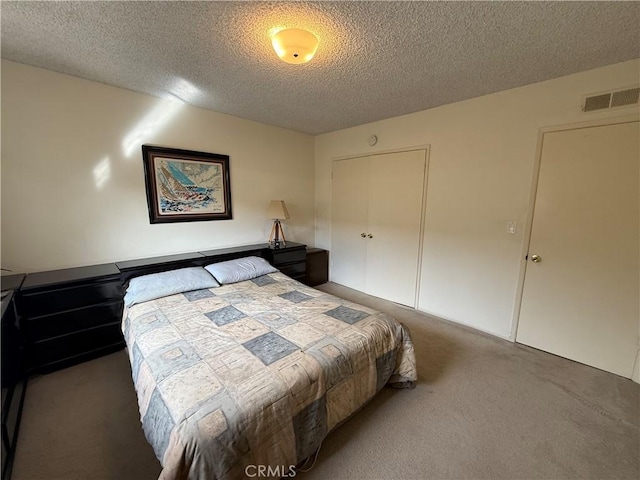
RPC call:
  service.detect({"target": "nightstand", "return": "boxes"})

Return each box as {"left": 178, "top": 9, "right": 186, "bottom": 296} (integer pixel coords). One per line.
{"left": 305, "top": 248, "right": 329, "bottom": 286}
{"left": 19, "top": 263, "right": 125, "bottom": 374}
{"left": 265, "top": 242, "right": 307, "bottom": 282}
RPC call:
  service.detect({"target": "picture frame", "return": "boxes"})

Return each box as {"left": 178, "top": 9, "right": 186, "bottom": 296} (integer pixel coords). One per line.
{"left": 141, "top": 145, "right": 232, "bottom": 223}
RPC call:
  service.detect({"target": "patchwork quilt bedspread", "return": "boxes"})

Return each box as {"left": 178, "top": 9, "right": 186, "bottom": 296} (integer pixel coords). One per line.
{"left": 122, "top": 272, "right": 417, "bottom": 480}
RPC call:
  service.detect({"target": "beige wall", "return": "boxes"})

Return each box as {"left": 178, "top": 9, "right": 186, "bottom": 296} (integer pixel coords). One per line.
{"left": 3, "top": 59, "right": 638, "bottom": 341}
{"left": 315, "top": 59, "right": 640, "bottom": 339}
{"left": 1, "top": 61, "right": 315, "bottom": 273}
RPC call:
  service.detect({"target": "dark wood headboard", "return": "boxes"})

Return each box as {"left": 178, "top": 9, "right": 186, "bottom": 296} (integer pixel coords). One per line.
{"left": 116, "top": 243, "right": 269, "bottom": 283}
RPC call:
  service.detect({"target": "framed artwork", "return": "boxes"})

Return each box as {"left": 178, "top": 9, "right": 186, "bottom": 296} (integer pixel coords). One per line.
{"left": 141, "top": 145, "right": 232, "bottom": 223}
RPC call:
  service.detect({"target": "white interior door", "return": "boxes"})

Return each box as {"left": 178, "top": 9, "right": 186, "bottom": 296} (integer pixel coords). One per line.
{"left": 366, "top": 150, "right": 426, "bottom": 307}
{"left": 331, "top": 156, "right": 369, "bottom": 292}
{"left": 517, "top": 121, "right": 639, "bottom": 378}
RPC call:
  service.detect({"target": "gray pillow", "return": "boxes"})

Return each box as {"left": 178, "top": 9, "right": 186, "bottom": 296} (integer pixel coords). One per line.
{"left": 205, "top": 256, "right": 277, "bottom": 284}
{"left": 124, "top": 267, "right": 219, "bottom": 307}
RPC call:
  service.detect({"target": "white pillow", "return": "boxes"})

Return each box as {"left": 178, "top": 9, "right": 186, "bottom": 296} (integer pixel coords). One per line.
{"left": 205, "top": 256, "right": 277, "bottom": 284}
{"left": 124, "top": 267, "right": 219, "bottom": 307}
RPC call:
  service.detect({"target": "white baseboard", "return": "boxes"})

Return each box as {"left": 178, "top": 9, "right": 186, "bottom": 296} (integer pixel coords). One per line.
{"left": 415, "top": 307, "right": 512, "bottom": 341}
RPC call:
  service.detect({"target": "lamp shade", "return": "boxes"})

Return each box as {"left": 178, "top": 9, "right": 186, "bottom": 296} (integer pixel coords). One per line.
{"left": 271, "top": 28, "right": 319, "bottom": 64}
{"left": 266, "top": 200, "right": 290, "bottom": 220}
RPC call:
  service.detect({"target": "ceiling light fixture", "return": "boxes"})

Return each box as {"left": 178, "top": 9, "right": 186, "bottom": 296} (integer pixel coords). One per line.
{"left": 271, "top": 28, "right": 319, "bottom": 64}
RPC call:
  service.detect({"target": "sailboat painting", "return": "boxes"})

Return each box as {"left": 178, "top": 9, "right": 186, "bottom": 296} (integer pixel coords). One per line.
{"left": 142, "top": 145, "right": 232, "bottom": 223}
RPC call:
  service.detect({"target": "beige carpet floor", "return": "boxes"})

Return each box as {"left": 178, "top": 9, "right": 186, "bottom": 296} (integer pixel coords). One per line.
{"left": 12, "top": 282, "right": 639, "bottom": 480}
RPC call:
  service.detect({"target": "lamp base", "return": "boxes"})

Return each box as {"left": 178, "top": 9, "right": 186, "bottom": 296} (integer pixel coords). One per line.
{"left": 268, "top": 220, "right": 287, "bottom": 248}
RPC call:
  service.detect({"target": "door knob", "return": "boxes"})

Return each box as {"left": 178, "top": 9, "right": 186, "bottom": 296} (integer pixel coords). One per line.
{"left": 361, "top": 233, "right": 366, "bottom": 237}
{"left": 531, "top": 254, "right": 541, "bottom": 263}
{"left": 367, "top": 234, "right": 373, "bottom": 238}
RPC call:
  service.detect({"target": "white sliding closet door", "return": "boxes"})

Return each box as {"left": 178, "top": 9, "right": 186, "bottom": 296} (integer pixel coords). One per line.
{"left": 331, "top": 156, "right": 370, "bottom": 293}
{"left": 366, "top": 151, "right": 426, "bottom": 306}
{"left": 331, "top": 149, "right": 427, "bottom": 307}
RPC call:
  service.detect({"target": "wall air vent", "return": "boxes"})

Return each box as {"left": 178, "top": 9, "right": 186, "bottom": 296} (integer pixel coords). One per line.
{"left": 611, "top": 87, "right": 640, "bottom": 107}
{"left": 582, "top": 86, "right": 640, "bottom": 112}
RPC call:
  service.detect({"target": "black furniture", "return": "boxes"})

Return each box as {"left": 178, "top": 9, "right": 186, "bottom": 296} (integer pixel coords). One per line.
{"left": 1, "top": 274, "right": 26, "bottom": 387}
{"left": 1, "top": 274, "right": 27, "bottom": 480}
{"left": 0, "top": 242, "right": 313, "bottom": 479}
{"left": 15, "top": 243, "right": 311, "bottom": 376}
{"left": 305, "top": 248, "right": 329, "bottom": 286}
{"left": 264, "top": 242, "right": 307, "bottom": 282}
{"left": 117, "top": 251, "right": 210, "bottom": 283}
{"left": 19, "top": 264, "right": 124, "bottom": 374}
{"left": 119, "top": 243, "right": 308, "bottom": 284}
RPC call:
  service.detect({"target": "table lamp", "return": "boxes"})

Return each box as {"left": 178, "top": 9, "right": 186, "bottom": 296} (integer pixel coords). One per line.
{"left": 267, "top": 200, "right": 290, "bottom": 248}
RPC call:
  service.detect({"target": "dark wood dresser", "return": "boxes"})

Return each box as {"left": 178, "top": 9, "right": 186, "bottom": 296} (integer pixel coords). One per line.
{"left": 1, "top": 274, "right": 26, "bottom": 387}
{"left": 1, "top": 274, "right": 27, "bottom": 480}
{"left": 18, "top": 264, "right": 125, "bottom": 374}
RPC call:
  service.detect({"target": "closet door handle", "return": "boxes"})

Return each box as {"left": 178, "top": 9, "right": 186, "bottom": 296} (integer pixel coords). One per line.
{"left": 361, "top": 233, "right": 367, "bottom": 237}
{"left": 367, "top": 234, "right": 373, "bottom": 238}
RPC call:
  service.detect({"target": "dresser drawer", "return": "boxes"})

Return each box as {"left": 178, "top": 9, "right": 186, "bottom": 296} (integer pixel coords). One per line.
{"left": 20, "top": 279, "right": 122, "bottom": 317}
{"left": 271, "top": 247, "right": 306, "bottom": 266}
{"left": 279, "top": 262, "right": 306, "bottom": 279}
{"left": 25, "top": 301, "right": 123, "bottom": 342}
{"left": 30, "top": 323, "right": 124, "bottom": 368}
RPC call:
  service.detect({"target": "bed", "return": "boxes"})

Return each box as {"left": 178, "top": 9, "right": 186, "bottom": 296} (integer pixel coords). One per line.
{"left": 121, "top": 254, "right": 417, "bottom": 479}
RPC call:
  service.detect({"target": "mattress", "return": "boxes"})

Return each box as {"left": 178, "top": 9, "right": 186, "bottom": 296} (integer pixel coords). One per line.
{"left": 122, "top": 271, "right": 417, "bottom": 479}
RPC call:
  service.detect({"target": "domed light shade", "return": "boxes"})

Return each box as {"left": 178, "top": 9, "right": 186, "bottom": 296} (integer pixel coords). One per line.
{"left": 271, "top": 28, "right": 319, "bottom": 64}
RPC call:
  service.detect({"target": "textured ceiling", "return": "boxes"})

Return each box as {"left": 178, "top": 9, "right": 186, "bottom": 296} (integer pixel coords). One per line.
{"left": 2, "top": 1, "right": 639, "bottom": 135}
